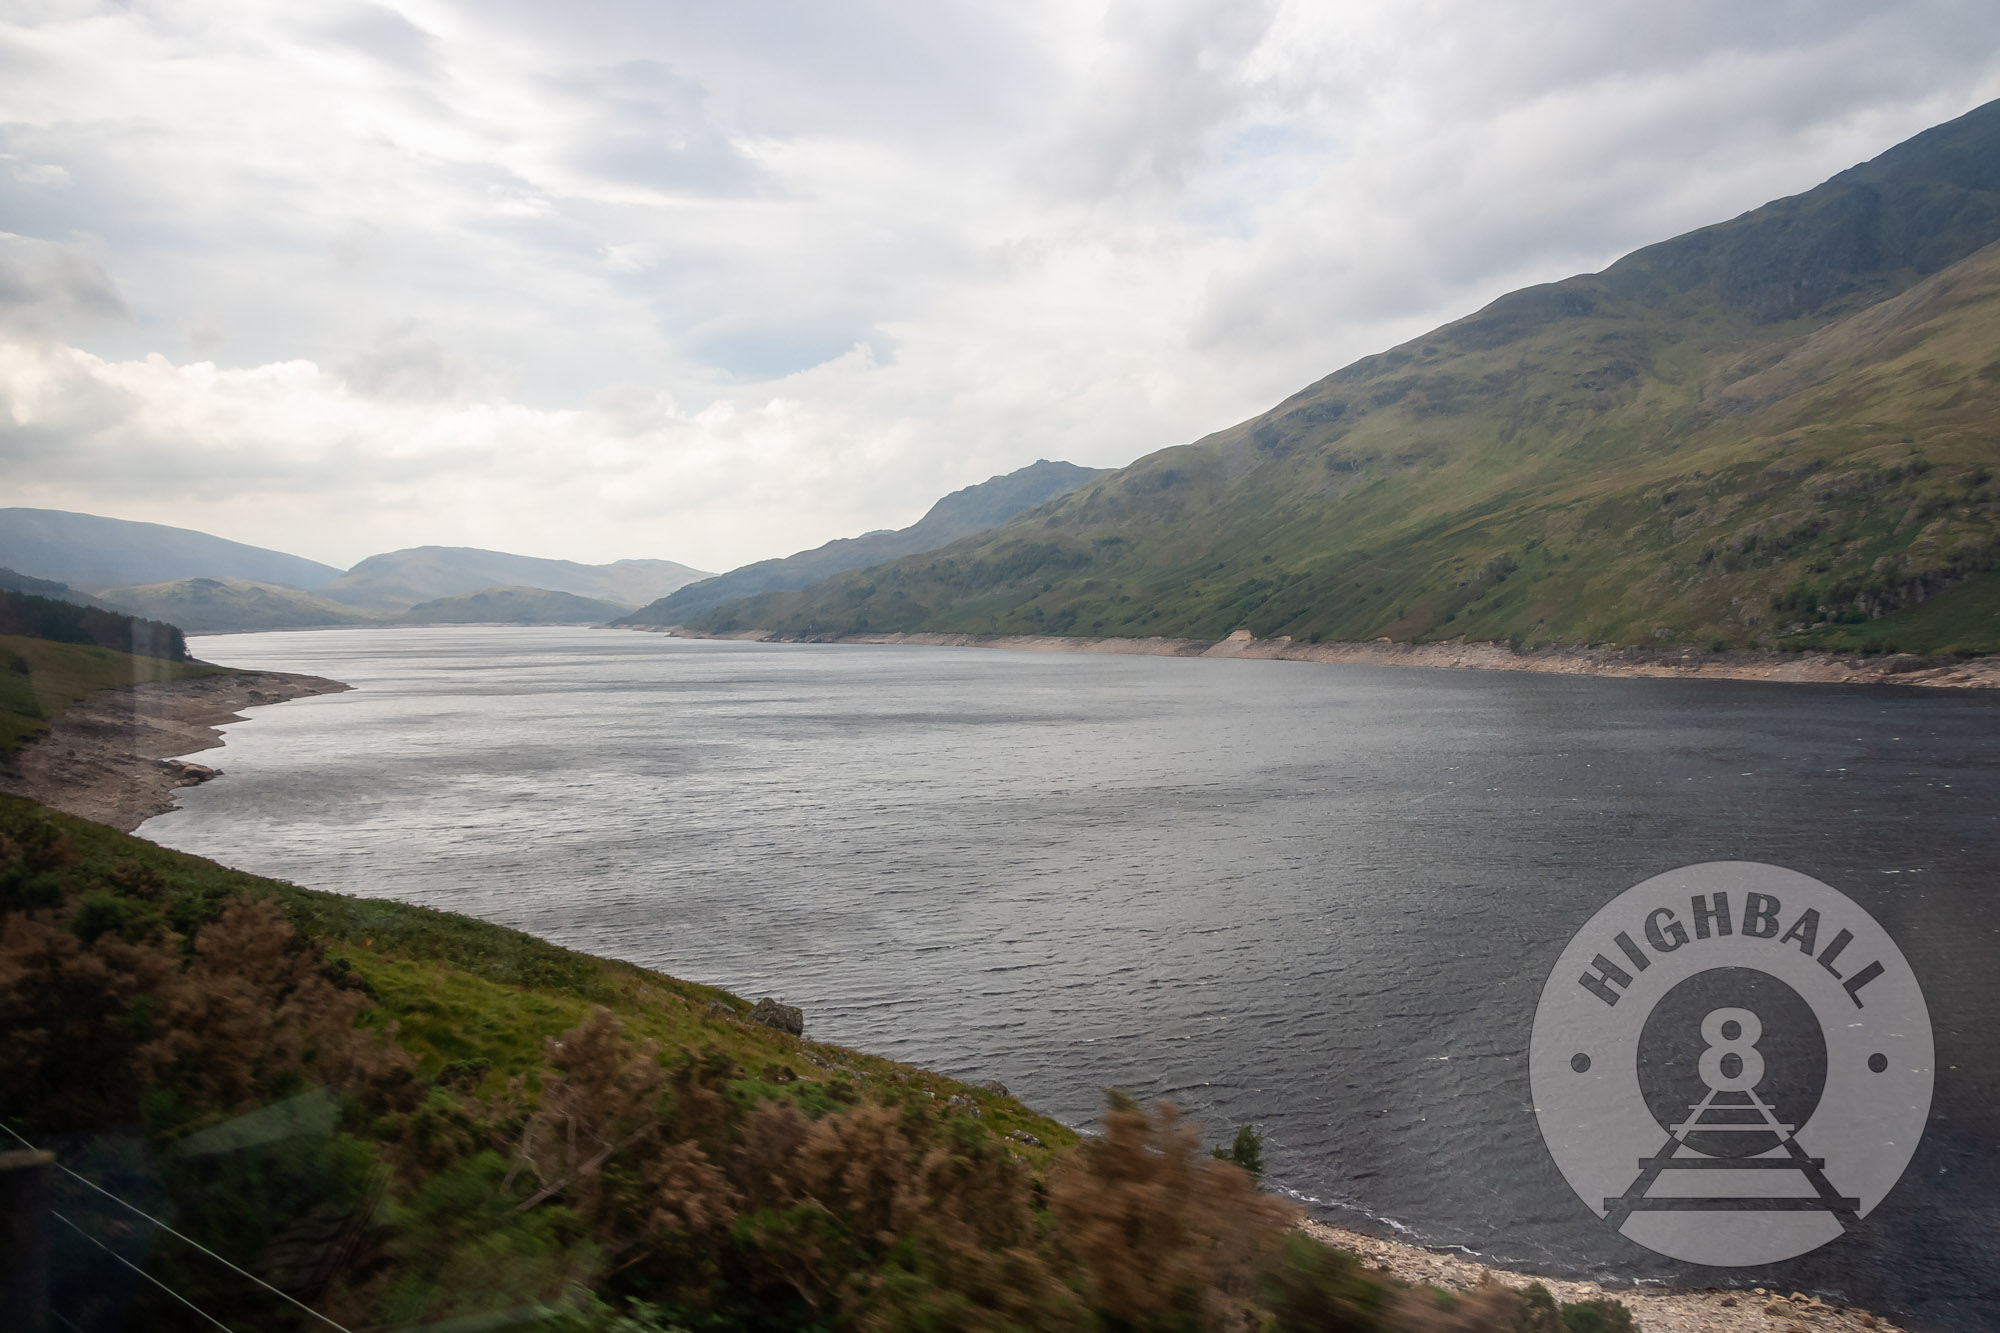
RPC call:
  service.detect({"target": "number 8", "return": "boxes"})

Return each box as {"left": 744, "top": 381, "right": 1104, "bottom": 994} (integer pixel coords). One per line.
{"left": 1698, "top": 1007, "right": 1765, "bottom": 1092}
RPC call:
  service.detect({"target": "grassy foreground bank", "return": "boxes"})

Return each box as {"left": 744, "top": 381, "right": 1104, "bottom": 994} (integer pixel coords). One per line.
{"left": 0, "top": 794, "right": 1633, "bottom": 1332}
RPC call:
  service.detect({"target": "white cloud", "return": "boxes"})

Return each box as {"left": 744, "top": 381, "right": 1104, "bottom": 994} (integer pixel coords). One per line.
{"left": 1, "top": 0, "right": 1997, "bottom": 571}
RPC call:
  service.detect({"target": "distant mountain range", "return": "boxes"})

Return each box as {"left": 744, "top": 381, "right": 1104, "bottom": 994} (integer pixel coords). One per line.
{"left": 0, "top": 467, "right": 1113, "bottom": 634}
{"left": 623, "top": 459, "right": 1108, "bottom": 625}
{"left": 0, "top": 511, "right": 716, "bottom": 632}
{"left": 321, "top": 547, "right": 710, "bottom": 611}
{"left": 684, "top": 98, "right": 2000, "bottom": 657}
{"left": 0, "top": 509, "right": 343, "bottom": 592}
{"left": 96, "top": 577, "right": 657, "bottom": 632}
{"left": 400, "top": 587, "right": 636, "bottom": 624}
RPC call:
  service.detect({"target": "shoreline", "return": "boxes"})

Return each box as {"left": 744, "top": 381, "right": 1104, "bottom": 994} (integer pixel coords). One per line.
{"left": 642, "top": 626, "right": 2000, "bottom": 690}
{"left": 0, "top": 668, "right": 350, "bottom": 832}
{"left": 0, "top": 635, "right": 1922, "bottom": 1329}
{"left": 1298, "top": 1218, "right": 1904, "bottom": 1333}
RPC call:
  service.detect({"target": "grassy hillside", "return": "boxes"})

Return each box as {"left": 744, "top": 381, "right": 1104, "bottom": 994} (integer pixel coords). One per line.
{"left": 0, "top": 796, "right": 1629, "bottom": 1332}
{"left": 100, "top": 577, "right": 386, "bottom": 633}
{"left": 695, "top": 100, "right": 2000, "bottom": 656}
{"left": 0, "top": 634, "right": 226, "bottom": 755}
{"left": 628, "top": 461, "right": 1108, "bottom": 625}
{"left": 404, "top": 586, "right": 634, "bottom": 624}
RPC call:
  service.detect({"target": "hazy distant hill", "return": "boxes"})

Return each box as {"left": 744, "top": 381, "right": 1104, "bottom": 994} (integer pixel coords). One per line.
{"left": 693, "top": 99, "right": 2000, "bottom": 656}
{"left": 0, "top": 510, "right": 714, "bottom": 631}
{"left": 624, "top": 459, "right": 1106, "bottom": 624}
{"left": 0, "top": 509, "right": 344, "bottom": 592}
{"left": 322, "top": 546, "right": 709, "bottom": 611}
{"left": 401, "top": 586, "right": 632, "bottom": 624}
{"left": 0, "top": 566, "right": 109, "bottom": 610}
{"left": 585, "top": 559, "right": 720, "bottom": 607}
{"left": 102, "top": 577, "right": 668, "bottom": 632}
{"left": 99, "top": 578, "right": 384, "bottom": 634}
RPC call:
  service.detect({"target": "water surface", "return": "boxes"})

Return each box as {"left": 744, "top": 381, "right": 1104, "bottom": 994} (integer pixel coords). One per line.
{"left": 145, "top": 627, "right": 2000, "bottom": 1330}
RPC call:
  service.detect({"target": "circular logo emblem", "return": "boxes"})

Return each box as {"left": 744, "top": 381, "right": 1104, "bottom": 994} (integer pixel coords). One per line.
{"left": 1530, "top": 862, "right": 1933, "bottom": 1266}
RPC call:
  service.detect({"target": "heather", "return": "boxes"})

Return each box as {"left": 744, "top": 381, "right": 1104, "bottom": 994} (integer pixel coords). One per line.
{"left": 1, "top": 794, "right": 1627, "bottom": 1332}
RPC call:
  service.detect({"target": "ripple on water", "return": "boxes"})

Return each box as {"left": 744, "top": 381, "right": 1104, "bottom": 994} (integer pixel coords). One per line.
{"left": 143, "top": 626, "right": 2000, "bottom": 1331}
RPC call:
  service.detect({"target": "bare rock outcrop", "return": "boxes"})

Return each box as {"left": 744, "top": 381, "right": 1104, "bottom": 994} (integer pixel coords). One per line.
{"left": 747, "top": 997, "right": 803, "bottom": 1036}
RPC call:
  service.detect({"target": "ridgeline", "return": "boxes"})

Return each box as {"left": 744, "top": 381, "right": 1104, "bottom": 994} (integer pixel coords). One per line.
{"left": 625, "top": 460, "right": 1107, "bottom": 626}
{"left": 688, "top": 100, "right": 2000, "bottom": 658}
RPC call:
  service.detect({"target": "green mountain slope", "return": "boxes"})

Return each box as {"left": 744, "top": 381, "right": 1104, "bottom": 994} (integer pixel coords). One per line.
{"left": 100, "top": 577, "right": 387, "bottom": 633}
{"left": 695, "top": 100, "right": 2000, "bottom": 655}
{"left": 624, "top": 459, "right": 1107, "bottom": 625}
{"left": 403, "top": 585, "right": 633, "bottom": 624}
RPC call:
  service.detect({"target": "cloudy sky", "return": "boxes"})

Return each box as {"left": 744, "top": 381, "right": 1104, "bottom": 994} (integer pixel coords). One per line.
{"left": 3, "top": 1, "right": 1998, "bottom": 572}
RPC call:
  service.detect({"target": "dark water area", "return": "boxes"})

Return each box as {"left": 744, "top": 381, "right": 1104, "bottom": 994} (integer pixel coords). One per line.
{"left": 146, "top": 627, "right": 2000, "bottom": 1330}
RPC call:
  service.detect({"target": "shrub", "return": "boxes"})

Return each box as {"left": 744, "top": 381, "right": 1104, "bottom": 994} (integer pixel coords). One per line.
{"left": 1258, "top": 1233, "right": 1388, "bottom": 1331}
{"left": 1050, "top": 1093, "right": 1295, "bottom": 1328}
{"left": 1558, "top": 1295, "right": 1636, "bottom": 1333}
{"left": 1213, "top": 1123, "right": 1265, "bottom": 1179}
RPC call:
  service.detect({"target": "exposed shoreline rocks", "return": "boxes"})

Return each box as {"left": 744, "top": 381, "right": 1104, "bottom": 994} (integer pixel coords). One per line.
{"left": 645, "top": 626, "right": 2000, "bottom": 691}
{"left": 1300, "top": 1219, "right": 1905, "bottom": 1333}
{"left": 0, "top": 669, "right": 350, "bottom": 832}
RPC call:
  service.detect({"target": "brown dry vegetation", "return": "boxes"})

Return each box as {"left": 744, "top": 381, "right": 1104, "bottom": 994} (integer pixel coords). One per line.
{"left": 1, "top": 797, "right": 1633, "bottom": 1332}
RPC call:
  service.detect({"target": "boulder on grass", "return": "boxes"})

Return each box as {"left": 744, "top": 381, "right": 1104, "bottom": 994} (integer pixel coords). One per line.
{"left": 748, "top": 997, "right": 803, "bottom": 1036}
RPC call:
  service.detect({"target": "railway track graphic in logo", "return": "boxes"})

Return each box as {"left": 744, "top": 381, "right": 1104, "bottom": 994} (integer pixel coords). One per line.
{"left": 1529, "top": 863, "right": 1934, "bottom": 1266}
